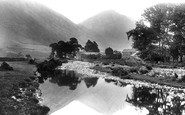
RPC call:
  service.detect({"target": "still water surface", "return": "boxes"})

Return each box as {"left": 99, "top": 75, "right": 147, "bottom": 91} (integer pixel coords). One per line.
{"left": 39, "top": 70, "right": 185, "bottom": 115}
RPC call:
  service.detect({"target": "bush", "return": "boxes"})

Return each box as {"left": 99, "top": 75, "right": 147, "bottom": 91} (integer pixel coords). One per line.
{"left": 81, "top": 54, "right": 101, "bottom": 60}
{"left": 178, "top": 75, "right": 185, "bottom": 82}
{"left": 129, "top": 67, "right": 139, "bottom": 73}
{"left": 139, "top": 66, "right": 149, "bottom": 74}
{"left": 102, "top": 61, "right": 110, "bottom": 65}
{"left": 0, "top": 62, "right": 13, "bottom": 71}
{"left": 36, "top": 59, "right": 63, "bottom": 79}
{"left": 28, "top": 59, "right": 37, "bottom": 65}
{"left": 145, "top": 65, "right": 153, "bottom": 70}
{"left": 111, "top": 67, "right": 128, "bottom": 77}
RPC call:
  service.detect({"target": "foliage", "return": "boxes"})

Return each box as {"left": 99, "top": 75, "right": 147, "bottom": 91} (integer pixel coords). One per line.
{"left": 84, "top": 40, "right": 100, "bottom": 52}
{"left": 111, "top": 67, "right": 129, "bottom": 79}
{"left": 127, "top": 3, "right": 185, "bottom": 63}
{"left": 0, "top": 74, "right": 50, "bottom": 115}
{"left": 126, "top": 86, "right": 185, "bottom": 115}
{"left": 81, "top": 54, "right": 101, "bottom": 60}
{"left": 0, "top": 62, "right": 13, "bottom": 71}
{"left": 105, "top": 47, "right": 113, "bottom": 56}
{"left": 49, "top": 37, "right": 82, "bottom": 59}
{"left": 36, "top": 59, "right": 64, "bottom": 82}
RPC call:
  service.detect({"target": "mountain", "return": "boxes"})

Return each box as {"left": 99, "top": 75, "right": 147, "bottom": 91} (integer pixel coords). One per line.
{"left": 0, "top": 0, "right": 79, "bottom": 58}
{"left": 0, "top": 0, "right": 135, "bottom": 58}
{"left": 78, "top": 10, "right": 135, "bottom": 51}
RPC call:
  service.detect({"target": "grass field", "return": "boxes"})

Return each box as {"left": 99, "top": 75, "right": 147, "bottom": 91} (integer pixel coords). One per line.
{"left": 0, "top": 61, "right": 50, "bottom": 115}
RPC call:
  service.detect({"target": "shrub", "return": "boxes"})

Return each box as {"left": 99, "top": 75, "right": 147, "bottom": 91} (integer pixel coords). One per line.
{"left": 28, "top": 59, "right": 37, "bottom": 65}
{"left": 179, "top": 75, "right": 185, "bottom": 82}
{"left": 111, "top": 67, "right": 128, "bottom": 77}
{"left": 129, "top": 67, "right": 139, "bottom": 73}
{"left": 140, "top": 69, "right": 149, "bottom": 74}
{"left": 36, "top": 59, "right": 63, "bottom": 80}
{"left": 0, "top": 62, "right": 13, "bottom": 71}
{"left": 102, "top": 61, "right": 110, "bottom": 65}
{"left": 105, "top": 47, "right": 113, "bottom": 56}
{"left": 145, "top": 65, "right": 153, "bottom": 70}
{"left": 139, "top": 66, "right": 149, "bottom": 74}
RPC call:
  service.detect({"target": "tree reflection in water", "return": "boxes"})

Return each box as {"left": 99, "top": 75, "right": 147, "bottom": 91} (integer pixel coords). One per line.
{"left": 126, "top": 85, "right": 185, "bottom": 115}
{"left": 38, "top": 69, "right": 99, "bottom": 90}
{"left": 104, "top": 79, "right": 128, "bottom": 87}
{"left": 84, "top": 77, "right": 98, "bottom": 88}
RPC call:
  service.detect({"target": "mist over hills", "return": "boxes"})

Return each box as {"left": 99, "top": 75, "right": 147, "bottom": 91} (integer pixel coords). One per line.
{"left": 79, "top": 10, "right": 135, "bottom": 51}
{"left": 0, "top": 0, "right": 135, "bottom": 58}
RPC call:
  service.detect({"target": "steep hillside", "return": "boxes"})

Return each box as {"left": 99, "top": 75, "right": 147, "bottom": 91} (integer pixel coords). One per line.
{"left": 0, "top": 1, "right": 136, "bottom": 58}
{"left": 79, "top": 10, "right": 135, "bottom": 51}
{"left": 0, "top": 0, "right": 78, "bottom": 58}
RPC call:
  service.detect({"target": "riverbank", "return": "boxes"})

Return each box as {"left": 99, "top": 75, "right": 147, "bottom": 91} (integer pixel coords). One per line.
{"left": 0, "top": 61, "right": 50, "bottom": 115}
{"left": 58, "top": 61, "right": 185, "bottom": 89}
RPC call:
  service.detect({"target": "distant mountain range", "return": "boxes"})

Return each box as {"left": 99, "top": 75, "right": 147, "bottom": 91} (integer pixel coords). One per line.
{"left": 0, "top": 0, "right": 135, "bottom": 58}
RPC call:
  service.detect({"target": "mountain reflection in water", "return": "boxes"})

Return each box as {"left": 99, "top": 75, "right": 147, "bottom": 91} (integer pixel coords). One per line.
{"left": 38, "top": 69, "right": 185, "bottom": 115}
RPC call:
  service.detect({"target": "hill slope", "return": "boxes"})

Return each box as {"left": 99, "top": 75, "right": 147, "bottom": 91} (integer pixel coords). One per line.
{"left": 79, "top": 10, "right": 135, "bottom": 51}
{"left": 0, "top": 0, "right": 78, "bottom": 58}
{"left": 0, "top": 1, "right": 135, "bottom": 58}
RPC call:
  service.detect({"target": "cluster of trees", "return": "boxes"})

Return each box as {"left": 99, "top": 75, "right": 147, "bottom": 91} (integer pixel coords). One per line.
{"left": 84, "top": 40, "right": 100, "bottom": 52}
{"left": 105, "top": 47, "right": 122, "bottom": 59}
{"left": 49, "top": 37, "right": 82, "bottom": 59}
{"left": 127, "top": 3, "right": 185, "bottom": 63}
{"left": 49, "top": 38, "right": 101, "bottom": 59}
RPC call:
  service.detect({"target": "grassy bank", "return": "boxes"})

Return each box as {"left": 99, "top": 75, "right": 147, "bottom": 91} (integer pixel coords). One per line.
{"left": 0, "top": 61, "right": 50, "bottom": 115}
{"left": 91, "top": 63, "right": 185, "bottom": 88}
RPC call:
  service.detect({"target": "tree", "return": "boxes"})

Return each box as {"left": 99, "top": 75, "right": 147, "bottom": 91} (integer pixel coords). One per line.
{"left": 127, "top": 3, "right": 180, "bottom": 62}
{"left": 49, "top": 38, "right": 82, "bottom": 59}
{"left": 68, "top": 37, "right": 82, "bottom": 57}
{"left": 170, "top": 4, "right": 185, "bottom": 62}
{"left": 105, "top": 47, "right": 113, "bottom": 57}
{"left": 49, "top": 43, "right": 58, "bottom": 59}
{"left": 127, "top": 21, "right": 156, "bottom": 60}
{"left": 142, "top": 4, "right": 174, "bottom": 62}
{"left": 84, "top": 40, "right": 100, "bottom": 52}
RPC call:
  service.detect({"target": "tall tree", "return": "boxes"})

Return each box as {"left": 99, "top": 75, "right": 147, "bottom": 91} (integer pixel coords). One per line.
{"left": 127, "top": 21, "right": 156, "bottom": 59}
{"left": 84, "top": 40, "right": 100, "bottom": 52}
{"left": 105, "top": 47, "right": 113, "bottom": 57}
{"left": 170, "top": 4, "right": 185, "bottom": 62}
{"left": 142, "top": 3, "right": 174, "bottom": 61}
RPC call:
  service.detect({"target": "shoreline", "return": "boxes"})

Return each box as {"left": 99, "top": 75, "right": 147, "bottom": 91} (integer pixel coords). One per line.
{"left": 58, "top": 61, "right": 185, "bottom": 89}
{"left": 0, "top": 61, "right": 50, "bottom": 115}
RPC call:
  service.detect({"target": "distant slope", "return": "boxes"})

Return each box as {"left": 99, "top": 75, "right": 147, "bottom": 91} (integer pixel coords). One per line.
{"left": 79, "top": 10, "right": 135, "bottom": 51}
{"left": 0, "top": 1, "right": 136, "bottom": 58}
{"left": 0, "top": 0, "right": 78, "bottom": 58}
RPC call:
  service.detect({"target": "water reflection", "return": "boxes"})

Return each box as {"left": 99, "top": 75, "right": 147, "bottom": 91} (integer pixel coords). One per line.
{"left": 126, "top": 85, "right": 185, "bottom": 115}
{"left": 84, "top": 77, "right": 98, "bottom": 88}
{"left": 49, "top": 70, "right": 81, "bottom": 90}
{"left": 38, "top": 69, "right": 185, "bottom": 115}
{"left": 38, "top": 70, "right": 99, "bottom": 89}
{"left": 104, "top": 79, "right": 128, "bottom": 87}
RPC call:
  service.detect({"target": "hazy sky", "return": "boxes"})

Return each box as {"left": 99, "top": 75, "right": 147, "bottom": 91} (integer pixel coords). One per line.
{"left": 29, "top": 0, "right": 185, "bottom": 24}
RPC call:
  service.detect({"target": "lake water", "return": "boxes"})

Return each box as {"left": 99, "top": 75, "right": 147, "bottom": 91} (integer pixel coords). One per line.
{"left": 39, "top": 70, "right": 185, "bottom": 115}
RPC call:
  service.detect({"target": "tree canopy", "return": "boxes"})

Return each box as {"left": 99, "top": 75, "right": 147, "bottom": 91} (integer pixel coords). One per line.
{"left": 105, "top": 47, "right": 113, "bottom": 56}
{"left": 127, "top": 3, "right": 185, "bottom": 62}
{"left": 49, "top": 37, "right": 82, "bottom": 59}
{"left": 84, "top": 40, "right": 100, "bottom": 52}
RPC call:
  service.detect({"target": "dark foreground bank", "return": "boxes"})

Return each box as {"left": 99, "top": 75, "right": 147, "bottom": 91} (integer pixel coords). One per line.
{"left": 0, "top": 61, "right": 50, "bottom": 115}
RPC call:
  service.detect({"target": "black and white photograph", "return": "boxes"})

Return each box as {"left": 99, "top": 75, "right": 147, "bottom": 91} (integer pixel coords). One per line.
{"left": 1, "top": 0, "right": 185, "bottom": 115}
